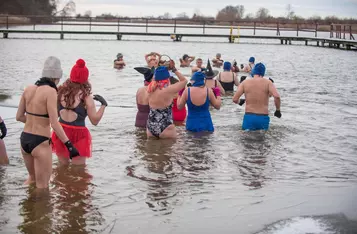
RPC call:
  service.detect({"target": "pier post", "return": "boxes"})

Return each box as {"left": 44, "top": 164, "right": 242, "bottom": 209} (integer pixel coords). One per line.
{"left": 61, "top": 17, "right": 63, "bottom": 32}
{"left": 343, "top": 25, "right": 346, "bottom": 39}
{"left": 3, "top": 32, "right": 8, "bottom": 39}
{"left": 203, "top": 21, "right": 206, "bottom": 34}
{"left": 315, "top": 23, "right": 317, "bottom": 37}
{"left": 6, "top": 16, "right": 9, "bottom": 29}
{"left": 254, "top": 22, "right": 256, "bottom": 35}
{"left": 280, "top": 39, "right": 283, "bottom": 44}
{"left": 60, "top": 33, "right": 64, "bottom": 40}
{"left": 350, "top": 25, "right": 355, "bottom": 40}
{"left": 33, "top": 24, "right": 36, "bottom": 30}
{"left": 117, "top": 18, "right": 120, "bottom": 32}
{"left": 296, "top": 23, "right": 299, "bottom": 36}
{"left": 346, "top": 44, "right": 351, "bottom": 50}
{"left": 146, "top": 19, "right": 148, "bottom": 33}
{"left": 317, "top": 41, "right": 320, "bottom": 46}
{"left": 330, "top": 24, "right": 333, "bottom": 38}
{"left": 285, "top": 39, "right": 287, "bottom": 45}
{"left": 174, "top": 20, "right": 176, "bottom": 34}
{"left": 89, "top": 17, "right": 92, "bottom": 32}
{"left": 305, "top": 40, "right": 308, "bottom": 46}
{"left": 117, "top": 34, "right": 122, "bottom": 40}
{"left": 289, "top": 40, "right": 292, "bottom": 45}
{"left": 277, "top": 22, "right": 280, "bottom": 36}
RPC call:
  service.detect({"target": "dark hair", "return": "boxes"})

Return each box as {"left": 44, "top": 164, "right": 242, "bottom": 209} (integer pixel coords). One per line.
{"left": 35, "top": 77, "right": 58, "bottom": 91}
{"left": 58, "top": 79, "right": 92, "bottom": 108}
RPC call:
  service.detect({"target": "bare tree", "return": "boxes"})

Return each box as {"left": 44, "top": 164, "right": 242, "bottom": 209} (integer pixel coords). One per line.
{"left": 255, "top": 7, "right": 270, "bottom": 20}
{"left": 56, "top": 0, "right": 76, "bottom": 16}
{"left": 286, "top": 4, "right": 295, "bottom": 20}
{"left": 216, "top": 5, "right": 245, "bottom": 21}
{"left": 176, "top": 12, "right": 189, "bottom": 19}
{"left": 84, "top": 10, "right": 92, "bottom": 17}
{"left": 162, "top": 12, "right": 172, "bottom": 19}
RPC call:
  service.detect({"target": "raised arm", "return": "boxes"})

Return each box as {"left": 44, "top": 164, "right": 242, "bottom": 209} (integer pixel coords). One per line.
{"left": 85, "top": 95, "right": 106, "bottom": 126}
{"left": 189, "top": 56, "right": 196, "bottom": 61}
{"left": 165, "top": 69, "right": 187, "bottom": 94}
{"left": 233, "top": 82, "right": 244, "bottom": 104}
{"left": 16, "top": 94, "right": 27, "bottom": 123}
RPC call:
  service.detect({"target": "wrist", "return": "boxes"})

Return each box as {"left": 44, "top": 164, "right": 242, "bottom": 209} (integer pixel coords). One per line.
{"left": 172, "top": 67, "right": 177, "bottom": 73}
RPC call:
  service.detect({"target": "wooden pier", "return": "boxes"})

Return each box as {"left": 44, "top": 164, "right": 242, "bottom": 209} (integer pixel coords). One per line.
{"left": 0, "top": 15, "right": 356, "bottom": 51}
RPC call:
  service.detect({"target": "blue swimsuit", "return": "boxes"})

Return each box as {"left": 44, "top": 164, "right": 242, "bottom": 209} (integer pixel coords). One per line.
{"left": 186, "top": 88, "right": 214, "bottom": 132}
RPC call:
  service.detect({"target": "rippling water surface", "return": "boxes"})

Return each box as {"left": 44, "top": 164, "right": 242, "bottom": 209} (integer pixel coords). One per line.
{"left": 0, "top": 36, "right": 357, "bottom": 234}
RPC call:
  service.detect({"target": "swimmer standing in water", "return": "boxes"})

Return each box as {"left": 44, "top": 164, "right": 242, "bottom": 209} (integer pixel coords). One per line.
{"left": 212, "top": 53, "right": 224, "bottom": 68}
{"left": 191, "top": 58, "right": 206, "bottom": 73}
{"left": 233, "top": 63, "right": 281, "bottom": 131}
{"left": 113, "top": 53, "right": 126, "bottom": 69}
{"left": 180, "top": 54, "right": 195, "bottom": 67}
{"left": 0, "top": 116, "right": 8, "bottom": 165}
{"left": 145, "top": 52, "right": 161, "bottom": 68}
{"left": 16, "top": 57, "right": 79, "bottom": 189}
{"left": 243, "top": 57, "right": 255, "bottom": 73}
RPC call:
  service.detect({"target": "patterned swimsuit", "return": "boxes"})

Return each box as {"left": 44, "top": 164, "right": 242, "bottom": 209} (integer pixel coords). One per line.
{"left": 147, "top": 104, "right": 173, "bottom": 138}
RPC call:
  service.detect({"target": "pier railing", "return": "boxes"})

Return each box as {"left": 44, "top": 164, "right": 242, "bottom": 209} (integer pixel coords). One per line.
{"left": 0, "top": 15, "right": 355, "bottom": 40}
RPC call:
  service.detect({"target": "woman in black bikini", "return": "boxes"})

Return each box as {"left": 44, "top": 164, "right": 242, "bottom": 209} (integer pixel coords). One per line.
{"left": 16, "top": 56, "right": 79, "bottom": 189}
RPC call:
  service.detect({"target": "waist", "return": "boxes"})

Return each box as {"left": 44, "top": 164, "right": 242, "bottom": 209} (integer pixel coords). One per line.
{"left": 59, "top": 122, "right": 88, "bottom": 129}
{"left": 245, "top": 112, "right": 269, "bottom": 116}
{"left": 23, "top": 123, "right": 51, "bottom": 137}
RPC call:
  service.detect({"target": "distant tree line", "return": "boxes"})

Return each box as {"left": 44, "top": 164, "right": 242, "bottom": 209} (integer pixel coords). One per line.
{"left": 0, "top": 0, "right": 356, "bottom": 25}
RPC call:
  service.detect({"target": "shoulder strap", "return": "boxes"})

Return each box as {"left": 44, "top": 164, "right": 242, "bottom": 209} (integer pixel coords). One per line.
{"left": 215, "top": 80, "right": 217, "bottom": 87}
{"left": 218, "top": 72, "right": 221, "bottom": 80}
{"left": 232, "top": 72, "right": 235, "bottom": 82}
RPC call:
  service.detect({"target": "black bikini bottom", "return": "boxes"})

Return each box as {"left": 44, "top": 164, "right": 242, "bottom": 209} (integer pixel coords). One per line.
{"left": 20, "top": 132, "right": 50, "bottom": 154}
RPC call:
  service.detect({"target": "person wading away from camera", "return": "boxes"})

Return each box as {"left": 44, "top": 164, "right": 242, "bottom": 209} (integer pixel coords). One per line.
{"left": 217, "top": 61, "right": 239, "bottom": 92}
{"left": 204, "top": 60, "right": 225, "bottom": 96}
{"left": 51, "top": 59, "right": 107, "bottom": 165}
{"left": 233, "top": 63, "right": 281, "bottom": 131}
{"left": 177, "top": 71, "right": 221, "bottom": 132}
{"left": 180, "top": 54, "right": 195, "bottom": 67}
{"left": 146, "top": 61, "right": 187, "bottom": 139}
{"left": 145, "top": 52, "right": 161, "bottom": 68}
{"left": 134, "top": 67, "right": 154, "bottom": 128}
{"left": 170, "top": 77, "right": 187, "bottom": 122}
{"left": 114, "top": 53, "right": 126, "bottom": 69}
{"left": 212, "top": 53, "right": 224, "bottom": 68}
{"left": 0, "top": 116, "right": 9, "bottom": 165}
{"left": 16, "top": 56, "right": 80, "bottom": 189}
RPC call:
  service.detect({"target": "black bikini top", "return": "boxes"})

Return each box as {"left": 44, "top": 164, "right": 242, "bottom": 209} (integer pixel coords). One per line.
{"left": 26, "top": 78, "right": 58, "bottom": 119}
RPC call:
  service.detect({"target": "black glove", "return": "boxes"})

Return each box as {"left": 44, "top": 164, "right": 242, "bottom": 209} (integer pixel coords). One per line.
{"left": 238, "top": 99, "right": 246, "bottom": 106}
{"left": 233, "top": 61, "right": 237, "bottom": 67}
{"left": 240, "top": 64, "right": 244, "bottom": 69}
{"left": 93, "top": 94, "right": 108, "bottom": 106}
{"left": 0, "top": 121, "right": 7, "bottom": 139}
{"left": 240, "top": 76, "right": 247, "bottom": 83}
{"left": 187, "top": 83, "right": 192, "bottom": 87}
{"left": 274, "top": 110, "right": 282, "bottom": 118}
{"left": 64, "top": 141, "right": 80, "bottom": 159}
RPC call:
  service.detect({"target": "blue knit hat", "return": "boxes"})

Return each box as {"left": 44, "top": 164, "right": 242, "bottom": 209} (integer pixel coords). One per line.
{"left": 252, "top": 63, "right": 266, "bottom": 77}
{"left": 154, "top": 66, "right": 170, "bottom": 81}
{"left": 249, "top": 57, "right": 255, "bottom": 63}
{"left": 190, "top": 71, "right": 206, "bottom": 87}
{"left": 223, "top": 61, "right": 231, "bottom": 71}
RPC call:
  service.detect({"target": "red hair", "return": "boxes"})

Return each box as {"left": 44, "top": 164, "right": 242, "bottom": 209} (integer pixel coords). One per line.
{"left": 58, "top": 79, "right": 92, "bottom": 108}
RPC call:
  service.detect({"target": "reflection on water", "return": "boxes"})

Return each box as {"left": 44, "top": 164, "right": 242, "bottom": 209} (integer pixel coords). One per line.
{"left": 0, "top": 167, "right": 9, "bottom": 229}
{"left": 17, "top": 165, "right": 103, "bottom": 234}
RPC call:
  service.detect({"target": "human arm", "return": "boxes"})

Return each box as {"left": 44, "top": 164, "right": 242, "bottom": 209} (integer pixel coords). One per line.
{"left": 85, "top": 95, "right": 106, "bottom": 126}
{"left": 166, "top": 69, "right": 187, "bottom": 94}
{"left": 209, "top": 88, "right": 221, "bottom": 110}
{"left": 177, "top": 88, "right": 188, "bottom": 110}
{"left": 233, "top": 82, "right": 244, "bottom": 104}
{"left": 16, "top": 94, "right": 27, "bottom": 123}
{"left": 189, "top": 56, "right": 195, "bottom": 61}
{"left": 0, "top": 116, "right": 6, "bottom": 139}
{"left": 268, "top": 82, "right": 281, "bottom": 112}
{"left": 115, "top": 60, "right": 125, "bottom": 66}
{"left": 233, "top": 73, "right": 239, "bottom": 86}
{"left": 216, "top": 80, "right": 225, "bottom": 96}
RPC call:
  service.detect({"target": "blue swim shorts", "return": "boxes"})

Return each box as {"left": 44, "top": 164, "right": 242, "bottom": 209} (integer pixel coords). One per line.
{"left": 242, "top": 113, "right": 270, "bottom": 131}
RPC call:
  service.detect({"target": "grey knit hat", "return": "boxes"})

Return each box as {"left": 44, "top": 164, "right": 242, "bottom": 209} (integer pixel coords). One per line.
{"left": 42, "top": 56, "right": 63, "bottom": 79}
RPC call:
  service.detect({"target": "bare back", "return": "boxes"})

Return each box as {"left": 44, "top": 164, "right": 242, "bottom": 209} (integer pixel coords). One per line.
{"left": 219, "top": 71, "right": 237, "bottom": 84}
{"left": 22, "top": 85, "right": 52, "bottom": 137}
{"left": 189, "top": 87, "right": 209, "bottom": 106}
{"left": 243, "top": 78, "right": 271, "bottom": 115}
{"left": 148, "top": 88, "right": 174, "bottom": 109}
{"left": 59, "top": 91, "right": 84, "bottom": 123}
{"left": 136, "top": 87, "right": 149, "bottom": 105}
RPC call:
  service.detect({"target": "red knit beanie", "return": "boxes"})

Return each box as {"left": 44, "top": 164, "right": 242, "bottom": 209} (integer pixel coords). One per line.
{"left": 70, "top": 59, "right": 89, "bottom": 84}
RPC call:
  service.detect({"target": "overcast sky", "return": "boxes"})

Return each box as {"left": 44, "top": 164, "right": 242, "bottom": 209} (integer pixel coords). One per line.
{"left": 61, "top": 0, "right": 357, "bottom": 18}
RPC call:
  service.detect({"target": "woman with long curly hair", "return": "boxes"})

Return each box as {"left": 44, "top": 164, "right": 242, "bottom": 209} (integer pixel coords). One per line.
{"left": 51, "top": 59, "right": 107, "bottom": 165}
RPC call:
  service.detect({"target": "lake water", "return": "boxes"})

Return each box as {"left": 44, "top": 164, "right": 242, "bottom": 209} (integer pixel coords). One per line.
{"left": 0, "top": 34, "right": 357, "bottom": 234}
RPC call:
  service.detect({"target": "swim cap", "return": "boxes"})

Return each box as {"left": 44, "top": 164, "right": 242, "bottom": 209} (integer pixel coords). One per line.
{"left": 70, "top": 59, "right": 89, "bottom": 84}
{"left": 249, "top": 57, "right": 255, "bottom": 63}
{"left": 154, "top": 66, "right": 170, "bottom": 81}
{"left": 216, "top": 53, "right": 221, "bottom": 57}
{"left": 183, "top": 54, "right": 189, "bottom": 60}
{"left": 117, "top": 53, "right": 123, "bottom": 58}
{"left": 190, "top": 72, "right": 206, "bottom": 87}
{"left": 42, "top": 56, "right": 63, "bottom": 79}
{"left": 223, "top": 61, "right": 231, "bottom": 71}
{"left": 252, "top": 63, "right": 265, "bottom": 77}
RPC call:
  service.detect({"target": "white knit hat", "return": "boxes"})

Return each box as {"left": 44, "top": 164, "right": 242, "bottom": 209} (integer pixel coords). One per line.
{"left": 42, "top": 56, "right": 63, "bottom": 79}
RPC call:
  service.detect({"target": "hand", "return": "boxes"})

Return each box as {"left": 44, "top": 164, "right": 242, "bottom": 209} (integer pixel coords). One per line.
{"left": 233, "top": 61, "right": 237, "bottom": 67}
{"left": 274, "top": 110, "right": 282, "bottom": 118}
{"left": 93, "top": 94, "right": 108, "bottom": 107}
{"left": 64, "top": 141, "right": 80, "bottom": 159}
{"left": 0, "top": 121, "right": 7, "bottom": 139}
{"left": 178, "top": 88, "right": 185, "bottom": 96}
{"left": 168, "top": 60, "right": 176, "bottom": 71}
{"left": 212, "top": 87, "right": 221, "bottom": 97}
{"left": 238, "top": 99, "right": 245, "bottom": 106}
